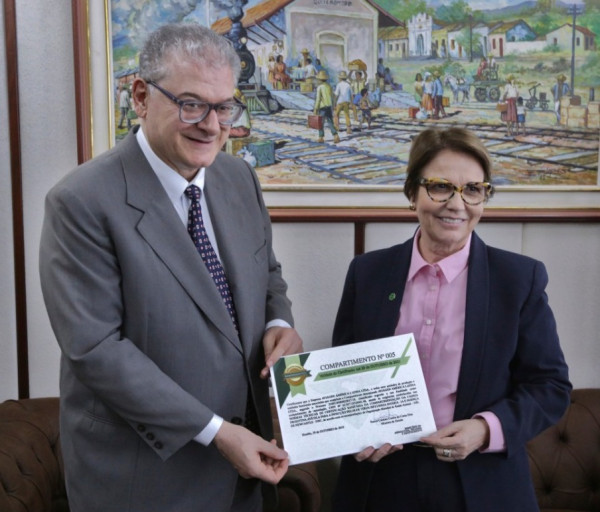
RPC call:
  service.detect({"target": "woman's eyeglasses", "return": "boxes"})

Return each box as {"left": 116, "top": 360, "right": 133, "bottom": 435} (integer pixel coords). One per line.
{"left": 418, "top": 177, "right": 494, "bottom": 206}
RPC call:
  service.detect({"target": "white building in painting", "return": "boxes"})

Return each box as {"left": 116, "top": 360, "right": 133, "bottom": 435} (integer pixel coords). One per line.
{"left": 407, "top": 13, "right": 432, "bottom": 57}
{"left": 212, "top": 0, "right": 380, "bottom": 84}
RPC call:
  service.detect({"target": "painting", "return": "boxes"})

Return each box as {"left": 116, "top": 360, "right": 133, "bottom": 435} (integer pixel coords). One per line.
{"left": 77, "top": 0, "right": 600, "bottom": 208}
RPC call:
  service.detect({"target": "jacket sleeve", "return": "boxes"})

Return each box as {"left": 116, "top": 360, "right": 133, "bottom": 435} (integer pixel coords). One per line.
{"left": 487, "top": 260, "right": 571, "bottom": 457}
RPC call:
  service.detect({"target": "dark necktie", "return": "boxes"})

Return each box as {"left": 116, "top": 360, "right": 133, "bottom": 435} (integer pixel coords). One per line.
{"left": 185, "top": 185, "right": 238, "bottom": 332}
{"left": 185, "top": 185, "right": 259, "bottom": 434}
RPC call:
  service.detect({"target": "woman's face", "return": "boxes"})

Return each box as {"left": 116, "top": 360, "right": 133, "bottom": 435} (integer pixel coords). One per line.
{"left": 414, "top": 149, "right": 486, "bottom": 263}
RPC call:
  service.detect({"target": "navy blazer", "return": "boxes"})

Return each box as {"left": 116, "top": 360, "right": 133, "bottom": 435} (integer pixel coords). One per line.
{"left": 332, "top": 232, "right": 571, "bottom": 512}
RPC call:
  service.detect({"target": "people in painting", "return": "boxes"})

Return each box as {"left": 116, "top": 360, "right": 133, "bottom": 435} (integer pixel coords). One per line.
{"left": 229, "top": 87, "right": 251, "bottom": 138}
{"left": 516, "top": 96, "right": 526, "bottom": 135}
{"left": 303, "top": 57, "right": 317, "bottom": 81}
{"left": 299, "top": 47, "right": 311, "bottom": 68}
{"left": 552, "top": 74, "right": 570, "bottom": 124}
{"left": 376, "top": 57, "right": 386, "bottom": 87}
{"left": 331, "top": 127, "right": 571, "bottom": 512}
{"left": 413, "top": 72, "right": 424, "bottom": 106}
{"left": 273, "top": 54, "right": 291, "bottom": 90}
{"left": 422, "top": 72, "right": 434, "bottom": 117}
{"left": 267, "top": 54, "right": 277, "bottom": 89}
{"left": 501, "top": 74, "right": 519, "bottom": 136}
{"left": 40, "top": 22, "right": 304, "bottom": 512}
{"left": 313, "top": 69, "right": 340, "bottom": 143}
{"left": 350, "top": 70, "right": 367, "bottom": 123}
{"left": 357, "top": 87, "right": 373, "bottom": 130}
{"left": 334, "top": 70, "right": 353, "bottom": 135}
{"left": 476, "top": 56, "right": 488, "bottom": 78}
{"left": 432, "top": 70, "right": 447, "bottom": 119}
{"left": 440, "top": 40, "right": 447, "bottom": 59}
{"left": 117, "top": 84, "right": 132, "bottom": 129}
{"left": 383, "top": 67, "right": 399, "bottom": 90}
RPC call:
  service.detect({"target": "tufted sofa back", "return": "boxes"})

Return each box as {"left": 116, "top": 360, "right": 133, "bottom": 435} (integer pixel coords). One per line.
{"left": 0, "top": 398, "right": 68, "bottom": 512}
{"left": 527, "top": 388, "right": 600, "bottom": 512}
{"left": 2, "top": 391, "right": 598, "bottom": 512}
{"left": 0, "top": 396, "right": 321, "bottom": 512}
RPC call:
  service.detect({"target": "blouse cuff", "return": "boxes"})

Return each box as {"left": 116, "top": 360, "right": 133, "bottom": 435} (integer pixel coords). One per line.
{"left": 474, "top": 411, "right": 506, "bottom": 453}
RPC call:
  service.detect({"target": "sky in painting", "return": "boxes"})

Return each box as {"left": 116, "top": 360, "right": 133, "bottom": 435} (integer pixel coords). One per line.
{"left": 111, "top": 0, "right": 585, "bottom": 49}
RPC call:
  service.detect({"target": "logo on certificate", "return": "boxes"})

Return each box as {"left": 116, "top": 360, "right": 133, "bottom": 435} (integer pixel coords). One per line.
{"left": 283, "top": 364, "right": 311, "bottom": 387}
{"left": 272, "top": 353, "right": 312, "bottom": 405}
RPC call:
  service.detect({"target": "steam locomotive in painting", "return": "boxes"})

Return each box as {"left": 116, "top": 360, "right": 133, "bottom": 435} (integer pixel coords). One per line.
{"left": 220, "top": 0, "right": 278, "bottom": 113}
{"left": 222, "top": 2, "right": 256, "bottom": 84}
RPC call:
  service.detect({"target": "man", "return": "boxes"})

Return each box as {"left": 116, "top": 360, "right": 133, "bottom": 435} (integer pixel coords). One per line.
{"left": 432, "top": 70, "right": 447, "bottom": 119}
{"left": 334, "top": 70, "right": 353, "bottom": 135}
{"left": 303, "top": 57, "right": 317, "bottom": 82}
{"left": 39, "top": 23, "right": 303, "bottom": 512}
{"left": 349, "top": 70, "right": 366, "bottom": 123}
{"left": 552, "top": 74, "right": 570, "bottom": 124}
{"left": 313, "top": 69, "right": 340, "bottom": 144}
{"left": 117, "top": 84, "right": 131, "bottom": 129}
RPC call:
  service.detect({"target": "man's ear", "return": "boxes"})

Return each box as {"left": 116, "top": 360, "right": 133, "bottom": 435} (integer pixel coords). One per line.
{"left": 131, "top": 78, "right": 149, "bottom": 119}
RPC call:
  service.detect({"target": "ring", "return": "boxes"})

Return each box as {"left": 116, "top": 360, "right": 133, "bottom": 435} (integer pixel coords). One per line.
{"left": 442, "top": 448, "right": 452, "bottom": 458}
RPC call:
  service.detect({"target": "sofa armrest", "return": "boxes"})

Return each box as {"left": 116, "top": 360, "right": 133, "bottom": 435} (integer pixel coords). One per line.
{"left": 0, "top": 397, "right": 68, "bottom": 512}
{"left": 527, "top": 388, "right": 600, "bottom": 512}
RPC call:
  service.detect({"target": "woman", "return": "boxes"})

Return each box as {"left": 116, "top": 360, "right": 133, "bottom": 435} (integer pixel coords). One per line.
{"left": 267, "top": 54, "right": 276, "bottom": 89}
{"left": 501, "top": 74, "right": 519, "bottom": 136}
{"left": 331, "top": 127, "right": 571, "bottom": 512}
{"left": 421, "top": 72, "right": 434, "bottom": 117}
{"left": 274, "top": 54, "right": 291, "bottom": 90}
{"left": 413, "top": 72, "right": 424, "bottom": 105}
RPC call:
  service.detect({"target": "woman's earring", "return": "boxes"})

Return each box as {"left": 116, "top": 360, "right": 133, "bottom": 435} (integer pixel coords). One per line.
{"left": 409, "top": 202, "right": 416, "bottom": 211}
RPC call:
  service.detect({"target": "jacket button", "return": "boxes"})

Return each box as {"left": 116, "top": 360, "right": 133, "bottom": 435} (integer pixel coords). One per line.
{"left": 146, "top": 432, "right": 155, "bottom": 441}
{"left": 231, "top": 416, "right": 243, "bottom": 425}
{"left": 154, "top": 441, "right": 163, "bottom": 450}
{"left": 137, "top": 424, "right": 146, "bottom": 432}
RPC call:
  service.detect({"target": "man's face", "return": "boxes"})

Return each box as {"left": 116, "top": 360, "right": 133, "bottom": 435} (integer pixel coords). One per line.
{"left": 133, "top": 57, "right": 235, "bottom": 180}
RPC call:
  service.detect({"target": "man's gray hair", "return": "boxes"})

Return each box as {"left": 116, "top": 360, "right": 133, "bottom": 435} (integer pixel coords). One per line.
{"left": 139, "top": 23, "right": 241, "bottom": 83}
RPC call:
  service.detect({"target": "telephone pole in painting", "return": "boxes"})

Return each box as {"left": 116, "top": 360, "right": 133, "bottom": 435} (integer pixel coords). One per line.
{"left": 567, "top": 2, "right": 584, "bottom": 97}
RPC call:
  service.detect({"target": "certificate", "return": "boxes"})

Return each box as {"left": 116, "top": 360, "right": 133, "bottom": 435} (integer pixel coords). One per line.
{"left": 270, "top": 334, "right": 437, "bottom": 465}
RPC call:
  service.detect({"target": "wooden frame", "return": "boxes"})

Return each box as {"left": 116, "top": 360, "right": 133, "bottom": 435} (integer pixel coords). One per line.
{"left": 4, "top": 0, "right": 28, "bottom": 399}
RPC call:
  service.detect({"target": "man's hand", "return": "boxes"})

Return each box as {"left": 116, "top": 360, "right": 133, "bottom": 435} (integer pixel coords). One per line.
{"left": 420, "top": 418, "right": 489, "bottom": 462}
{"left": 261, "top": 327, "right": 303, "bottom": 379}
{"left": 213, "top": 421, "right": 289, "bottom": 484}
{"left": 353, "top": 443, "right": 404, "bottom": 463}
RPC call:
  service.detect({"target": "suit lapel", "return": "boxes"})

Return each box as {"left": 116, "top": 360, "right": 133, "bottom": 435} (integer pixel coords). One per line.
{"left": 119, "top": 133, "right": 242, "bottom": 352}
{"left": 203, "top": 158, "right": 258, "bottom": 354}
{"left": 454, "top": 232, "right": 489, "bottom": 419}
{"left": 375, "top": 241, "right": 413, "bottom": 339}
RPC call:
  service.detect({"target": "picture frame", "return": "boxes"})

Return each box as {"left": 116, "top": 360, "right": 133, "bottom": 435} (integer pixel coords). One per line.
{"left": 72, "top": 0, "right": 600, "bottom": 212}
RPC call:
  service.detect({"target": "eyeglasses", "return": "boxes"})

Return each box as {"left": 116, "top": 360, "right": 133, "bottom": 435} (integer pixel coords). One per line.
{"left": 146, "top": 80, "right": 246, "bottom": 126}
{"left": 418, "top": 177, "right": 494, "bottom": 206}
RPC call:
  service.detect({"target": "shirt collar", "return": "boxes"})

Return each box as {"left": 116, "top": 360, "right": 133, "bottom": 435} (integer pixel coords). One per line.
{"left": 407, "top": 228, "right": 471, "bottom": 283}
{"left": 136, "top": 127, "right": 205, "bottom": 203}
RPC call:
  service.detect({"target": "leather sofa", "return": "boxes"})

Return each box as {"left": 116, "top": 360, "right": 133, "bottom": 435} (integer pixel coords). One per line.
{"left": 0, "top": 397, "right": 321, "bottom": 512}
{"left": 526, "top": 388, "right": 600, "bottom": 512}
{"left": 3, "top": 389, "right": 599, "bottom": 512}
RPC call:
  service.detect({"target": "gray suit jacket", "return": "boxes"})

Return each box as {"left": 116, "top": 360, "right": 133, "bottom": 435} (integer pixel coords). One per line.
{"left": 39, "top": 128, "right": 293, "bottom": 512}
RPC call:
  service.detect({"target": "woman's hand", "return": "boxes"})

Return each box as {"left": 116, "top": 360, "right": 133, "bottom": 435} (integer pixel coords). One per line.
{"left": 420, "top": 418, "right": 489, "bottom": 462}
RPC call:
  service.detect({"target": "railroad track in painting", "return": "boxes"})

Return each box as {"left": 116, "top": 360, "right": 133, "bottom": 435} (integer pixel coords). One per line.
{"left": 251, "top": 109, "right": 598, "bottom": 184}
